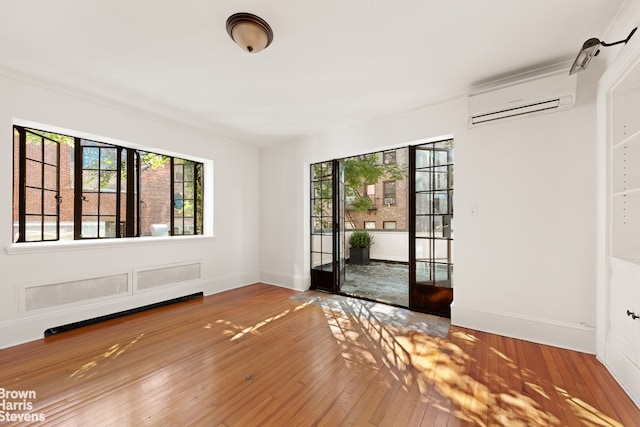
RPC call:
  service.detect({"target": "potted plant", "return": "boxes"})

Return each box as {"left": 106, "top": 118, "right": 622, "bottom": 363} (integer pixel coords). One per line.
{"left": 349, "top": 229, "right": 374, "bottom": 265}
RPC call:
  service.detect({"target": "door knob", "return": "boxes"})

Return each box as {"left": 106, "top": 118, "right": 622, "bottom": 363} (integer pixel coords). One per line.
{"left": 627, "top": 310, "right": 640, "bottom": 320}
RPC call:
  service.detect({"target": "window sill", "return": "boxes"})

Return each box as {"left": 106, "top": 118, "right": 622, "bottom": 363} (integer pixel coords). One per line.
{"left": 6, "top": 234, "right": 216, "bottom": 255}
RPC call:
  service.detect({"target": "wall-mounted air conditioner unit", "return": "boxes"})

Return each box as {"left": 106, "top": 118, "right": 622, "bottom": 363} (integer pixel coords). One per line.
{"left": 467, "top": 71, "right": 577, "bottom": 127}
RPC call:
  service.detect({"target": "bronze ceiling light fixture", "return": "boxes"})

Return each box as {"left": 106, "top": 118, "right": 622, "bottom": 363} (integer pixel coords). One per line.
{"left": 226, "top": 12, "right": 274, "bottom": 53}
{"left": 569, "top": 27, "right": 637, "bottom": 75}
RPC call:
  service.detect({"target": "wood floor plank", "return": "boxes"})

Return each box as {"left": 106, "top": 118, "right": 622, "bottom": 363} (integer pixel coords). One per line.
{"left": 0, "top": 283, "right": 637, "bottom": 426}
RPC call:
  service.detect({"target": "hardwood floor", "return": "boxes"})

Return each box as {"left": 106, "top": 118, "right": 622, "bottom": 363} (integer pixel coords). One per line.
{"left": 0, "top": 283, "right": 638, "bottom": 426}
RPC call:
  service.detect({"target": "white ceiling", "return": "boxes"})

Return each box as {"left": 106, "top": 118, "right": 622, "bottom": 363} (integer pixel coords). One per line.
{"left": 0, "top": 1, "right": 625, "bottom": 146}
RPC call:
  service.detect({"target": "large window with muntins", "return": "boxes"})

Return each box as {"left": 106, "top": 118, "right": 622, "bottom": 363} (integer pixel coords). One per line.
{"left": 12, "top": 126, "right": 204, "bottom": 243}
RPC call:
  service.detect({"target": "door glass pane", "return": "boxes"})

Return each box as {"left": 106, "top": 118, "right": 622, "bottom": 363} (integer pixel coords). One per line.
{"left": 312, "top": 252, "right": 323, "bottom": 269}
{"left": 416, "top": 193, "right": 432, "bottom": 215}
{"left": 433, "top": 150, "right": 449, "bottom": 166}
{"left": 416, "top": 216, "right": 430, "bottom": 235}
{"left": 416, "top": 238, "right": 431, "bottom": 259}
{"left": 415, "top": 170, "right": 430, "bottom": 192}
{"left": 431, "top": 216, "right": 443, "bottom": 237}
{"left": 322, "top": 253, "right": 334, "bottom": 271}
{"left": 433, "top": 166, "right": 449, "bottom": 190}
{"left": 319, "top": 181, "right": 332, "bottom": 200}
{"left": 433, "top": 192, "right": 449, "bottom": 214}
{"left": 434, "top": 239, "right": 449, "bottom": 261}
{"left": 416, "top": 261, "right": 432, "bottom": 283}
{"left": 311, "top": 217, "right": 323, "bottom": 234}
{"left": 311, "top": 234, "right": 322, "bottom": 252}
{"left": 321, "top": 234, "right": 333, "bottom": 251}
{"left": 415, "top": 150, "right": 430, "bottom": 169}
{"left": 322, "top": 216, "right": 333, "bottom": 233}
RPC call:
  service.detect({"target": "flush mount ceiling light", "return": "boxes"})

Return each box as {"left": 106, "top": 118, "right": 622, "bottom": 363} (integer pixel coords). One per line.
{"left": 226, "top": 12, "right": 273, "bottom": 54}
{"left": 569, "top": 27, "right": 637, "bottom": 75}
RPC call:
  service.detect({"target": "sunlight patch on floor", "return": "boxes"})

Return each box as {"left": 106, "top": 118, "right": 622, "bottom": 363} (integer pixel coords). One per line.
{"left": 214, "top": 308, "right": 292, "bottom": 341}
{"left": 555, "top": 386, "right": 623, "bottom": 427}
{"left": 69, "top": 333, "right": 144, "bottom": 379}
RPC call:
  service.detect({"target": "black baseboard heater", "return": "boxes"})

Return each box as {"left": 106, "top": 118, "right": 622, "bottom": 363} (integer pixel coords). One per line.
{"left": 44, "top": 292, "right": 204, "bottom": 337}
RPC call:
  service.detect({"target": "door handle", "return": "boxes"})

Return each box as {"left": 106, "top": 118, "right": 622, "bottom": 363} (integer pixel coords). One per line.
{"left": 627, "top": 310, "right": 640, "bottom": 320}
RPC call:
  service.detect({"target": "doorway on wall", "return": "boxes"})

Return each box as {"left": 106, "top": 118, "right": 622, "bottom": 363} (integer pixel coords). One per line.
{"left": 310, "top": 138, "right": 454, "bottom": 317}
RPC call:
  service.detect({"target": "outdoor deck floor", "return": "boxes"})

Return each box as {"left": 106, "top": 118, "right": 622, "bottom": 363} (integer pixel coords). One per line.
{"left": 341, "top": 261, "right": 409, "bottom": 307}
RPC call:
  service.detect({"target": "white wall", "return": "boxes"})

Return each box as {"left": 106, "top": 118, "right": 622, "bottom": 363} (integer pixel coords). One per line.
{"left": 347, "top": 231, "right": 409, "bottom": 263}
{"left": 0, "top": 69, "right": 261, "bottom": 348}
{"left": 261, "top": 70, "right": 602, "bottom": 353}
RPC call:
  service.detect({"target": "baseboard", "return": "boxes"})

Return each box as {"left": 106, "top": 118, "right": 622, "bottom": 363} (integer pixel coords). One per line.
{"left": 260, "top": 270, "right": 310, "bottom": 291}
{"left": 451, "top": 304, "right": 596, "bottom": 354}
{"left": 605, "top": 342, "right": 640, "bottom": 408}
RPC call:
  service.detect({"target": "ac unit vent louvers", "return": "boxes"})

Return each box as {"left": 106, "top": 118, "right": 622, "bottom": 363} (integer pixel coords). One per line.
{"left": 467, "top": 72, "right": 576, "bottom": 127}
{"left": 470, "top": 99, "right": 561, "bottom": 125}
